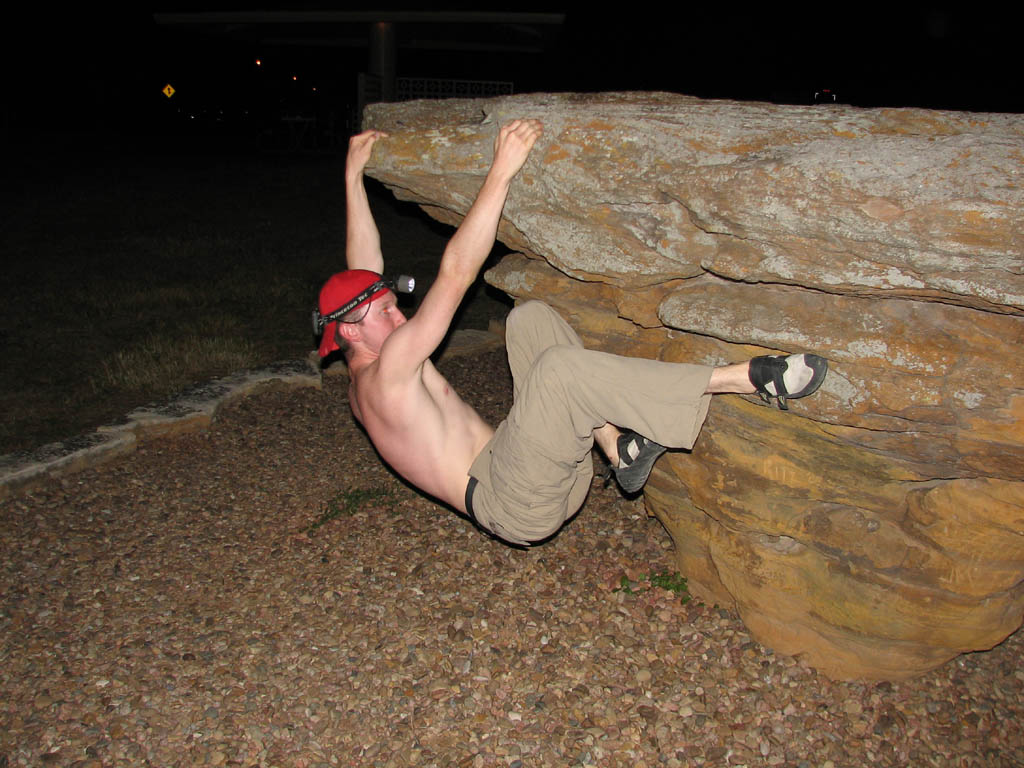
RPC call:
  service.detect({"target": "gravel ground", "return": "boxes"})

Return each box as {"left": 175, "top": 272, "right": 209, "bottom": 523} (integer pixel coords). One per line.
{"left": 2, "top": 347, "right": 1022, "bottom": 767}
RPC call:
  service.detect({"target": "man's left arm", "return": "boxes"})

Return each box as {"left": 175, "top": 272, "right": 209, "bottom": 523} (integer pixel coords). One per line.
{"left": 379, "top": 119, "right": 543, "bottom": 375}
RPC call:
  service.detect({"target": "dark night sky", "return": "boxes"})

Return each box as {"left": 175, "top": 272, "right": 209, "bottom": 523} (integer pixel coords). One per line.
{"left": 8, "top": 6, "right": 1022, "bottom": 143}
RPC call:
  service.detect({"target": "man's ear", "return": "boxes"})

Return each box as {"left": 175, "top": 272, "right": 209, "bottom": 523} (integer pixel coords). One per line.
{"left": 337, "top": 322, "right": 360, "bottom": 345}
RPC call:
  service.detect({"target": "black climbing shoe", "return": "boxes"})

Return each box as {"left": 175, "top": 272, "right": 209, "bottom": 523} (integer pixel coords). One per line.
{"left": 613, "top": 431, "right": 667, "bottom": 494}
{"left": 748, "top": 353, "right": 828, "bottom": 410}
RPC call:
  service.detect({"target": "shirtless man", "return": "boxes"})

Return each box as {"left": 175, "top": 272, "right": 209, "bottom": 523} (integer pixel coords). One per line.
{"left": 315, "top": 120, "right": 828, "bottom": 546}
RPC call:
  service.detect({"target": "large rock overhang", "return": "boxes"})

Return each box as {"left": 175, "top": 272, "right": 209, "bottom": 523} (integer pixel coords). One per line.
{"left": 364, "top": 92, "right": 1024, "bottom": 680}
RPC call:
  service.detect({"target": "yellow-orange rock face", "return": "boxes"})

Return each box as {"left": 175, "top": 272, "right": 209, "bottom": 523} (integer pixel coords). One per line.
{"left": 364, "top": 93, "right": 1024, "bottom": 679}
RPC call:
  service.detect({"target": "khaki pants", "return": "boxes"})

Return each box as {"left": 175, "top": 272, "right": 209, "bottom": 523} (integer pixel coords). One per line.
{"left": 468, "top": 301, "right": 713, "bottom": 545}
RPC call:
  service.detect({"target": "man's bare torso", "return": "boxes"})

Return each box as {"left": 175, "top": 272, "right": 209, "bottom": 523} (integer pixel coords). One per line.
{"left": 348, "top": 357, "right": 494, "bottom": 512}
{"left": 327, "top": 119, "right": 543, "bottom": 518}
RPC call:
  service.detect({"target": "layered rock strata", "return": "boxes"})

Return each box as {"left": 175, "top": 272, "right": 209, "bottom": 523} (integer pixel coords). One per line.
{"left": 364, "top": 92, "right": 1024, "bottom": 679}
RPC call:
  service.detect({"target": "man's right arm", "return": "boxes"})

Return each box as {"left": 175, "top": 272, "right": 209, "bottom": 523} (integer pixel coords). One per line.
{"left": 345, "top": 130, "right": 388, "bottom": 273}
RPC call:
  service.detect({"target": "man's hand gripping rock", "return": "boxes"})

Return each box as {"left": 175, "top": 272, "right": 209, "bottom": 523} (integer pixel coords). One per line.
{"left": 489, "top": 119, "right": 543, "bottom": 185}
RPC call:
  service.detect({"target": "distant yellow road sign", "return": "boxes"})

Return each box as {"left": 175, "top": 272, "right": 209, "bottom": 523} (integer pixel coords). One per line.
{"left": 163, "top": 84, "right": 175, "bottom": 98}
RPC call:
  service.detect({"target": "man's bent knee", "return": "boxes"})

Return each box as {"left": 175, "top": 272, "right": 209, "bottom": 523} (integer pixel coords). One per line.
{"left": 507, "top": 300, "right": 557, "bottom": 334}
{"left": 529, "top": 345, "right": 587, "bottom": 390}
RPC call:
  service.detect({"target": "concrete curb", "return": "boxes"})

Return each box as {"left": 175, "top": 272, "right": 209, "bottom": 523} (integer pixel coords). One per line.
{"left": 0, "top": 358, "right": 322, "bottom": 501}
{"left": 0, "top": 329, "right": 504, "bottom": 500}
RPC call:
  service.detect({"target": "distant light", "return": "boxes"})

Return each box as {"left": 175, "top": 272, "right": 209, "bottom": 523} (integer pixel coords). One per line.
{"left": 255, "top": 59, "right": 262, "bottom": 66}
{"left": 292, "top": 75, "right": 298, "bottom": 81}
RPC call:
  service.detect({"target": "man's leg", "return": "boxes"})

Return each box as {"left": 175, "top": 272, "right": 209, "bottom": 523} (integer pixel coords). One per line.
{"left": 610, "top": 355, "right": 827, "bottom": 491}
{"left": 477, "top": 301, "right": 825, "bottom": 543}
{"left": 707, "top": 363, "right": 757, "bottom": 394}
{"left": 510, "top": 344, "right": 715, "bottom": 459}
{"left": 475, "top": 303, "right": 717, "bottom": 542}
{"left": 466, "top": 300, "right": 627, "bottom": 544}
{"left": 608, "top": 361, "right": 753, "bottom": 493}
{"left": 506, "top": 301, "right": 624, "bottom": 459}
{"left": 502, "top": 301, "right": 597, "bottom": 527}
{"left": 505, "top": 300, "right": 583, "bottom": 394}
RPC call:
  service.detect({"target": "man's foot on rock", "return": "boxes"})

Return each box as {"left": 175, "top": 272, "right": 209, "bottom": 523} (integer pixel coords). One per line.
{"left": 613, "top": 431, "right": 666, "bottom": 494}
{"left": 749, "top": 353, "right": 828, "bottom": 410}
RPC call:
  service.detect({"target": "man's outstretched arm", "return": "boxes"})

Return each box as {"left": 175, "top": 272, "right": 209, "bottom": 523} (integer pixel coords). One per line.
{"left": 345, "top": 130, "right": 388, "bottom": 273}
{"left": 434, "top": 119, "right": 542, "bottom": 296}
{"left": 380, "top": 119, "right": 543, "bottom": 371}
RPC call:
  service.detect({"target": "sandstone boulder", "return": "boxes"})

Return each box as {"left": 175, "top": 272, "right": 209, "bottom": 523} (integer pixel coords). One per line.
{"left": 364, "top": 92, "right": 1024, "bottom": 679}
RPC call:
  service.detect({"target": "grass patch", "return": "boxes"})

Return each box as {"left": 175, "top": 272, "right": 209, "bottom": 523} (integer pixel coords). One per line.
{"left": 615, "top": 570, "right": 692, "bottom": 603}
{"left": 309, "top": 487, "right": 395, "bottom": 531}
{"left": 647, "top": 569, "right": 690, "bottom": 596}
{"left": 89, "top": 333, "right": 261, "bottom": 395}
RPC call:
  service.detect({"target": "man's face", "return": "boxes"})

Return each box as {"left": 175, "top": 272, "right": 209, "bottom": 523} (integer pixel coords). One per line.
{"left": 356, "top": 291, "right": 406, "bottom": 351}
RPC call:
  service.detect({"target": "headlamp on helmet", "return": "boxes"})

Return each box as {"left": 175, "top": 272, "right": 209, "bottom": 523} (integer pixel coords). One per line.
{"left": 311, "top": 273, "right": 416, "bottom": 335}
